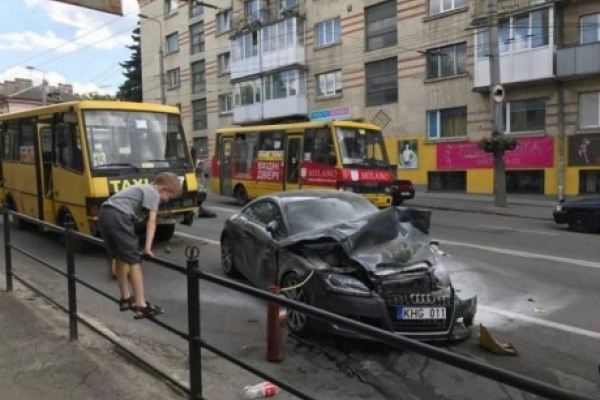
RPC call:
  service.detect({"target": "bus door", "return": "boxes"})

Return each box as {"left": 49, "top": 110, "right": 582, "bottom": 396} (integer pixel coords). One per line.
{"left": 38, "top": 125, "right": 55, "bottom": 223}
{"left": 50, "top": 114, "right": 87, "bottom": 227}
{"left": 284, "top": 134, "right": 302, "bottom": 191}
{"left": 220, "top": 136, "right": 234, "bottom": 196}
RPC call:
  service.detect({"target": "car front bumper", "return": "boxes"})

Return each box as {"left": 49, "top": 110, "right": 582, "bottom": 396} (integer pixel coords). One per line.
{"left": 311, "top": 287, "right": 477, "bottom": 343}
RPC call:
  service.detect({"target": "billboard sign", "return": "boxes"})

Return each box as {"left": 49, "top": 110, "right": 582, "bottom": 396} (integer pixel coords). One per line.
{"left": 51, "top": 0, "right": 123, "bottom": 16}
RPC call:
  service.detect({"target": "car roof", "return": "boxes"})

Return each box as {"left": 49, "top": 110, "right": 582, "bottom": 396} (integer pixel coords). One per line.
{"left": 258, "top": 189, "right": 367, "bottom": 205}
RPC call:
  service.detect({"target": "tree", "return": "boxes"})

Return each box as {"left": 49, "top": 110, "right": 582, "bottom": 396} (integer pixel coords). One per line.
{"left": 79, "top": 92, "right": 115, "bottom": 100}
{"left": 116, "top": 25, "right": 142, "bottom": 102}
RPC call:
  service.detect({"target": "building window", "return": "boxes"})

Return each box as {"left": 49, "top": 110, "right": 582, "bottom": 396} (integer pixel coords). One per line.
{"left": 263, "top": 18, "right": 297, "bottom": 52}
{"left": 280, "top": 0, "right": 298, "bottom": 12}
{"left": 429, "top": 0, "right": 467, "bottom": 16}
{"left": 190, "top": 23, "right": 205, "bottom": 54}
{"left": 192, "top": 99, "right": 207, "bottom": 130}
{"left": 217, "top": 9, "right": 233, "bottom": 33}
{"left": 190, "top": 1, "right": 203, "bottom": 18}
{"left": 428, "top": 171, "right": 466, "bottom": 191}
{"left": 579, "top": 170, "right": 600, "bottom": 194}
{"left": 427, "top": 107, "right": 467, "bottom": 139}
{"left": 165, "top": 0, "right": 178, "bottom": 15}
{"left": 315, "top": 17, "right": 341, "bottom": 47}
{"left": 581, "top": 14, "right": 600, "bottom": 45}
{"left": 426, "top": 43, "right": 466, "bottom": 79}
{"left": 580, "top": 91, "right": 600, "bottom": 128}
{"left": 219, "top": 93, "right": 233, "bottom": 114}
{"left": 191, "top": 61, "right": 206, "bottom": 93}
{"left": 365, "top": 1, "right": 397, "bottom": 51}
{"left": 233, "top": 31, "right": 259, "bottom": 61}
{"left": 234, "top": 78, "right": 262, "bottom": 106}
{"left": 167, "top": 68, "right": 180, "bottom": 88}
{"left": 264, "top": 70, "right": 305, "bottom": 100}
{"left": 506, "top": 170, "right": 544, "bottom": 194}
{"left": 365, "top": 57, "right": 398, "bottom": 106}
{"left": 503, "top": 99, "right": 545, "bottom": 133}
{"left": 193, "top": 136, "right": 209, "bottom": 160}
{"left": 245, "top": 0, "right": 267, "bottom": 21}
{"left": 166, "top": 32, "right": 179, "bottom": 53}
{"left": 316, "top": 70, "right": 342, "bottom": 97}
{"left": 218, "top": 52, "right": 231, "bottom": 73}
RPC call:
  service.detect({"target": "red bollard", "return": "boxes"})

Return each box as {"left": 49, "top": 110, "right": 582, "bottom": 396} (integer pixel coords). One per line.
{"left": 266, "top": 285, "right": 287, "bottom": 362}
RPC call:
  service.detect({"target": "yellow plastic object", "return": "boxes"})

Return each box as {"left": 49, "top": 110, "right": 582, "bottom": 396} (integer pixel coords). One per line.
{"left": 478, "top": 324, "right": 519, "bottom": 356}
{"left": 110, "top": 259, "right": 131, "bottom": 280}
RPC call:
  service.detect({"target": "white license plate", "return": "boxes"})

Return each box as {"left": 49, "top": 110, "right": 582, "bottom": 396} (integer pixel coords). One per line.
{"left": 555, "top": 205, "right": 562, "bottom": 211}
{"left": 401, "top": 191, "right": 411, "bottom": 196}
{"left": 396, "top": 307, "right": 446, "bottom": 320}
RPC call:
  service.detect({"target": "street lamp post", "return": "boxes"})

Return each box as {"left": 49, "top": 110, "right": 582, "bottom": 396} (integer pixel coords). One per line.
{"left": 26, "top": 65, "right": 47, "bottom": 105}
{"left": 138, "top": 14, "right": 166, "bottom": 105}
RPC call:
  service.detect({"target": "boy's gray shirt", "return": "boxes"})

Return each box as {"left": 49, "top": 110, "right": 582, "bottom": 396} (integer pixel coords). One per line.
{"left": 104, "top": 184, "right": 160, "bottom": 220}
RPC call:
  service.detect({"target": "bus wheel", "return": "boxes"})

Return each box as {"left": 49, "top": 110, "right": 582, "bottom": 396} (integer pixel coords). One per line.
{"left": 58, "top": 212, "right": 91, "bottom": 253}
{"left": 7, "top": 199, "right": 26, "bottom": 230}
{"left": 155, "top": 224, "right": 175, "bottom": 242}
{"left": 234, "top": 185, "right": 249, "bottom": 206}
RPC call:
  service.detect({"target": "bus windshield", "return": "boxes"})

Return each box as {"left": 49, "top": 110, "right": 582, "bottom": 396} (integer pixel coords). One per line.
{"left": 82, "top": 110, "right": 190, "bottom": 174}
{"left": 336, "top": 127, "right": 389, "bottom": 168}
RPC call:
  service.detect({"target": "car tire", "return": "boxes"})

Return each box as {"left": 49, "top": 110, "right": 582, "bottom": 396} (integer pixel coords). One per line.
{"left": 281, "top": 272, "right": 313, "bottom": 336}
{"left": 220, "top": 235, "right": 239, "bottom": 277}
{"left": 567, "top": 210, "right": 596, "bottom": 233}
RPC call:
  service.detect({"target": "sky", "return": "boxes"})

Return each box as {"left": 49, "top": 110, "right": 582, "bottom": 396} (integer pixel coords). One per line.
{"left": 0, "top": 0, "right": 140, "bottom": 96}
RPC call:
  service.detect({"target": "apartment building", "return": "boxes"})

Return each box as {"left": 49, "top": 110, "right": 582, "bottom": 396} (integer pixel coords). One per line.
{"left": 138, "top": 0, "right": 600, "bottom": 196}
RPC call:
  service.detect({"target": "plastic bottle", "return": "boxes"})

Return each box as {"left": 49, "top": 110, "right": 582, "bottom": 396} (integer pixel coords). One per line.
{"left": 241, "top": 382, "right": 279, "bottom": 399}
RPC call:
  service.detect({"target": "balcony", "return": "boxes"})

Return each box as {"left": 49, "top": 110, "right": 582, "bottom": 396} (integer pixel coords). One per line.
{"left": 471, "top": 0, "right": 557, "bottom": 21}
{"left": 233, "top": 95, "right": 308, "bottom": 124}
{"left": 230, "top": 16, "right": 306, "bottom": 80}
{"left": 473, "top": 46, "right": 554, "bottom": 88}
{"left": 557, "top": 42, "right": 600, "bottom": 79}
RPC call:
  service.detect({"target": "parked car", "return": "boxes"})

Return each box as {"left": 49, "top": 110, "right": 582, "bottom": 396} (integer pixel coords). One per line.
{"left": 553, "top": 197, "right": 600, "bottom": 233}
{"left": 390, "top": 179, "right": 415, "bottom": 206}
{"left": 219, "top": 190, "right": 477, "bottom": 343}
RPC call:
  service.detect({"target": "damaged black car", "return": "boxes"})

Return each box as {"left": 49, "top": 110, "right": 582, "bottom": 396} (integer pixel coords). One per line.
{"left": 220, "top": 190, "right": 477, "bottom": 343}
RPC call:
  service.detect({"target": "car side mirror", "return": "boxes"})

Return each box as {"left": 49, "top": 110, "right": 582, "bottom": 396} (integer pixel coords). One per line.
{"left": 266, "top": 220, "right": 279, "bottom": 237}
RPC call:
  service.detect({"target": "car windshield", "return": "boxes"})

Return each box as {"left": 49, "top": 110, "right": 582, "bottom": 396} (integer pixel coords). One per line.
{"left": 284, "top": 196, "right": 378, "bottom": 235}
{"left": 83, "top": 110, "right": 191, "bottom": 174}
{"left": 336, "top": 127, "right": 389, "bottom": 168}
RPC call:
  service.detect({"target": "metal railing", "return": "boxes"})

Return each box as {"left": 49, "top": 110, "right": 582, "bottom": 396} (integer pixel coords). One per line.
{"left": 1, "top": 207, "right": 595, "bottom": 400}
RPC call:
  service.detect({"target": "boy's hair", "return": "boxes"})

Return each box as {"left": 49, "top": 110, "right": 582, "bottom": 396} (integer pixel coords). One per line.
{"left": 154, "top": 172, "right": 182, "bottom": 197}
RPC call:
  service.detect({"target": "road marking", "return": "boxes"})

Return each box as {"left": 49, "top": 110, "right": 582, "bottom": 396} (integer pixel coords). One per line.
{"left": 175, "top": 231, "right": 221, "bottom": 246}
{"left": 479, "top": 305, "right": 600, "bottom": 341}
{"left": 205, "top": 205, "right": 238, "bottom": 214}
{"left": 479, "top": 224, "right": 557, "bottom": 236}
{"left": 439, "top": 239, "right": 600, "bottom": 270}
{"left": 175, "top": 232, "right": 600, "bottom": 340}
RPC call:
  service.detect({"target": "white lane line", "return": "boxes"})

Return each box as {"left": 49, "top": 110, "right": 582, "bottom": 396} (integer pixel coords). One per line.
{"left": 439, "top": 239, "right": 600, "bottom": 270}
{"left": 205, "top": 205, "right": 238, "bottom": 214}
{"left": 479, "top": 305, "right": 600, "bottom": 341}
{"left": 174, "top": 232, "right": 600, "bottom": 341}
{"left": 175, "top": 231, "right": 221, "bottom": 245}
{"left": 479, "top": 224, "right": 557, "bottom": 236}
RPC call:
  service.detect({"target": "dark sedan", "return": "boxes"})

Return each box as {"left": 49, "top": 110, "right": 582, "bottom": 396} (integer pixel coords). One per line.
{"left": 553, "top": 197, "right": 600, "bottom": 233}
{"left": 220, "top": 190, "right": 476, "bottom": 343}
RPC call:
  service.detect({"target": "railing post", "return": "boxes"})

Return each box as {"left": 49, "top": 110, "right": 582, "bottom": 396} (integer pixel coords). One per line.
{"left": 3, "top": 203, "right": 13, "bottom": 292}
{"left": 185, "top": 245, "right": 202, "bottom": 400}
{"left": 64, "top": 219, "right": 78, "bottom": 341}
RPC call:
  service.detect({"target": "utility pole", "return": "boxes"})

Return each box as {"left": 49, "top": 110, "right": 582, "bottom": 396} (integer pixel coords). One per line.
{"left": 138, "top": 14, "right": 166, "bottom": 105}
{"left": 487, "top": 0, "right": 506, "bottom": 208}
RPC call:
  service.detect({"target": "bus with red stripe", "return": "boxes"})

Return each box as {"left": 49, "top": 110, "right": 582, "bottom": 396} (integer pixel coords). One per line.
{"left": 211, "top": 120, "right": 394, "bottom": 207}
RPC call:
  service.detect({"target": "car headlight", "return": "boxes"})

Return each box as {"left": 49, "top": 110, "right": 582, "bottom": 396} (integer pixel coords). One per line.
{"left": 555, "top": 205, "right": 562, "bottom": 211}
{"left": 323, "top": 273, "right": 371, "bottom": 297}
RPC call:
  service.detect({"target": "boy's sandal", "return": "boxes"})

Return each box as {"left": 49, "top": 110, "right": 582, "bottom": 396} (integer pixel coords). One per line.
{"left": 133, "top": 302, "right": 164, "bottom": 319}
{"left": 119, "top": 297, "right": 135, "bottom": 312}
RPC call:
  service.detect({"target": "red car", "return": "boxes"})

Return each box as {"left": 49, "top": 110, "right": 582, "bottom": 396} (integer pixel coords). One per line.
{"left": 390, "top": 179, "right": 415, "bottom": 206}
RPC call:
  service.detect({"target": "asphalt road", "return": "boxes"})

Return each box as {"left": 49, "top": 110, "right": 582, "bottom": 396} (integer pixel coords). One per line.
{"left": 3, "top": 195, "right": 600, "bottom": 400}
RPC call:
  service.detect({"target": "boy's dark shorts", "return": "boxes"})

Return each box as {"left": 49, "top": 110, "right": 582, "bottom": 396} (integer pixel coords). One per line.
{"left": 98, "top": 206, "right": 142, "bottom": 264}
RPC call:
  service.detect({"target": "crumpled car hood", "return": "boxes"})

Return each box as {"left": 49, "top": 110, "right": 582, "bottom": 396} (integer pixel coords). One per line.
{"left": 279, "top": 207, "right": 436, "bottom": 272}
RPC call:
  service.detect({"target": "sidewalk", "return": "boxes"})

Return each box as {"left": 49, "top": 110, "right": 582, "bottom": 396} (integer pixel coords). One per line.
{"left": 0, "top": 283, "right": 183, "bottom": 400}
{"left": 404, "top": 191, "right": 558, "bottom": 220}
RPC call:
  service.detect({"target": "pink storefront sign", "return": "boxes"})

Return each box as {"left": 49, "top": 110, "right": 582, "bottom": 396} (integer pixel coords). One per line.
{"left": 436, "top": 137, "right": 554, "bottom": 170}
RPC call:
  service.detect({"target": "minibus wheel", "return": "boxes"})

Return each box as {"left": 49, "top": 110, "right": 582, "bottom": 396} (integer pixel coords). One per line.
{"left": 154, "top": 224, "right": 175, "bottom": 242}
{"left": 234, "top": 185, "right": 249, "bottom": 206}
